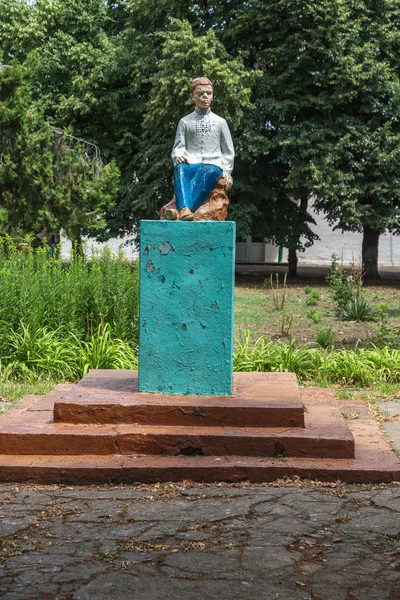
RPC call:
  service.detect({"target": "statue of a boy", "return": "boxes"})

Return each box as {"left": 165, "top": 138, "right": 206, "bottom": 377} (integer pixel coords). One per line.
{"left": 169, "top": 77, "right": 234, "bottom": 221}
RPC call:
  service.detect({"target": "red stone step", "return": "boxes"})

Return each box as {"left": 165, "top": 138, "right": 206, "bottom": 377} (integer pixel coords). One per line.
{"left": 0, "top": 386, "right": 354, "bottom": 459}
{"left": 53, "top": 371, "right": 305, "bottom": 428}
{"left": 0, "top": 438, "right": 398, "bottom": 485}
{"left": 1, "top": 376, "right": 398, "bottom": 484}
{"left": 0, "top": 424, "right": 354, "bottom": 458}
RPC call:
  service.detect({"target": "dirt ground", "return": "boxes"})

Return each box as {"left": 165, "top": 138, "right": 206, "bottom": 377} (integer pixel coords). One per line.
{"left": 234, "top": 265, "right": 400, "bottom": 348}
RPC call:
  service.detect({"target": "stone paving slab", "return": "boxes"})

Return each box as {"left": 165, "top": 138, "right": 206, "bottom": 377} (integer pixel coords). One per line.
{"left": 0, "top": 481, "right": 399, "bottom": 599}
{"left": 377, "top": 400, "right": 400, "bottom": 419}
{"left": 382, "top": 421, "right": 400, "bottom": 453}
{"left": 374, "top": 399, "right": 400, "bottom": 457}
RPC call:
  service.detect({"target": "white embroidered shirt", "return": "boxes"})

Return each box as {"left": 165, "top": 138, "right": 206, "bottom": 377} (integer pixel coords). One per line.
{"left": 171, "top": 108, "right": 234, "bottom": 177}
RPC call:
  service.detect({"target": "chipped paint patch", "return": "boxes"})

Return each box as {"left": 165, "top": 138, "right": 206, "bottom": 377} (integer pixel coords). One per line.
{"left": 158, "top": 242, "right": 175, "bottom": 255}
{"left": 145, "top": 260, "right": 155, "bottom": 273}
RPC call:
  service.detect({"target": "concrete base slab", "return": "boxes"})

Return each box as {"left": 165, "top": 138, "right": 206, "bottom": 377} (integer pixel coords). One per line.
{"left": 0, "top": 373, "right": 398, "bottom": 483}
{"left": 377, "top": 399, "right": 400, "bottom": 418}
{"left": 54, "top": 371, "right": 305, "bottom": 428}
{"left": 0, "top": 381, "right": 353, "bottom": 459}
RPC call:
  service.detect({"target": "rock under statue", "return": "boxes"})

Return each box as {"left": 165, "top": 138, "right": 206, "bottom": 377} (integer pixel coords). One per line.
{"left": 160, "top": 77, "right": 235, "bottom": 221}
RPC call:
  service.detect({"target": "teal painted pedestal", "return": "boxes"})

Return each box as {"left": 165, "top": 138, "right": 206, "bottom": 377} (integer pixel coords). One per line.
{"left": 138, "top": 220, "right": 235, "bottom": 395}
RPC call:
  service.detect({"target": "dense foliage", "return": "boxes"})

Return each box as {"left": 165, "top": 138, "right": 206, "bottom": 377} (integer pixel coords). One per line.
{"left": 0, "top": 238, "right": 139, "bottom": 343}
{"left": 0, "top": 242, "right": 395, "bottom": 385}
{"left": 0, "top": 57, "right": 119, "bottom": 242}
{"left": 0, "top": 240, "right": 139, "bottom": 380}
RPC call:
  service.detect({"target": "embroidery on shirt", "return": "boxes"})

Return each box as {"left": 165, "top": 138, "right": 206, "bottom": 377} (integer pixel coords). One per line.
{"left": 195, "top": 107, "right": 211, "bottom": 133}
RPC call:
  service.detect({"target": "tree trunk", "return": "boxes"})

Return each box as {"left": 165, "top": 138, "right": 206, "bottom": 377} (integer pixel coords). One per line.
{"left": 362, "top": 226, "right": 380, "bottom": 280}
{"left": 288, "top": 248, "right": 298, "bottom": 277}
{"left": 70, "top": 227, "right": 84, "bottom": 260}
{"left": 287, "top": 194, "right": 308, "bottom": 278}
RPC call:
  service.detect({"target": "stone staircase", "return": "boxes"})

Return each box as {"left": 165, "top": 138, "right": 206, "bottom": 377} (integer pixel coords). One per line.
{"left": 0, "top": 370, "right": 399, "bottom": 483}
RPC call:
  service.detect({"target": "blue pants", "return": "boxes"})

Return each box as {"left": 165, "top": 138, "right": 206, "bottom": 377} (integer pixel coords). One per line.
{"left": 174, "top": 163, "right": 223, "bottom": 212}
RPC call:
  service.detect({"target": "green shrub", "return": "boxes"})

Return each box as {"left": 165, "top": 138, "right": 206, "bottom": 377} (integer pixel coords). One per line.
{"left": 377, "top": 301, "right": 389, "bottom": 318}
{"left": 340, "top": 297, "right": 377, "bottom": 322}
{"left": 71, "top": 324, "right": 138, "bottom": 379}
{"left": 234, "top": 332, "right": 400, "bottom": 386}
{"left": 0, "top": 237, "right": 139, "bottom": 349}
{"left": 305, "top": 290, "right": 321, "bottom": 306}
{"left": 234, "top": 333, "right": 321, "bottom": 381}
{"left": 371, "top": 320, "right": 400, "bottom": 349}
{"left": 0, "top": 323, "right": 137, "bottom": 382}
{"left": 305, "top": 309, "right": 322, "bottom": 324}
{"left": 327, "top": 254, "right": 356, "bottom": 309}
{"left": 0, "top": 238, "right": 140, "bottom": 382}
{"left": 316, "top": 327, "right": 335, "bottom": 348}
{"left": 327, "top": 254, "right": 380, "bottom": 322}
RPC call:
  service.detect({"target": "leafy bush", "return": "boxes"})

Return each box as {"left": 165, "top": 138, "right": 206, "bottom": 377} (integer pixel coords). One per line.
{"left": 327, "top": 255, "right": 377, "bottom": 321}
{"left": 0, "top": 239, "right": 140, "bottom": 382}
{"left": 327, "top": 254, "right": 357, "bottom": 309}
{"left": 371, "top": 320, "right": 400, "bottom": 349}
{"left": 340, "top": 297, "right": 377, "bottom": 322}
{"left": 71, "top": 324, "right": 138, "bottom": 378}
{"left": 0, "top": 323, "right": 137, "bottom": 382}
{"left": 305, "top": 290, "right": 321, "bottom": 306}
{"left": 305, "top": 309, "right": 322, "bottom": 324}
{"left": 316, "top": 327, "right": 335, "bottom": 348}
{"left": 234, "top": 333, "right": 321, "bottom": 381}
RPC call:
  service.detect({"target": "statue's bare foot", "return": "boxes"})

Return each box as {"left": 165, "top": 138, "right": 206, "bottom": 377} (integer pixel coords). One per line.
{"left": 178, "top": 208, "right": 194, "bottom": 221}
{"left": 165, "top": 208, "right": 178, "bottom": 220}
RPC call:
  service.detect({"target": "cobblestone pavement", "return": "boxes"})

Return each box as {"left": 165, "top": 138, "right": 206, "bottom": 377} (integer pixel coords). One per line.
{"left": 0, "top": 481, "right": 399, "bottom": 600}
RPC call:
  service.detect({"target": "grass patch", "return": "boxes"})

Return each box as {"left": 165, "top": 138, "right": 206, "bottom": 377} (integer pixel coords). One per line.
{"left": 341, "top": 411, "right": 361, "bottom": 420}
{"left": 234, "top": 282, "right": 400, "bottom": 349}
{"left": 0, "top": 323, "right": 138, "bottom": 383}
{"left": 0, "top": 380, "right": 55, "bottom": 400}
{"left": 0, "top": 241, "right": 139, "bottom": 390}
{"left": 0, "top": 379, "right": 55, "bottom": 412}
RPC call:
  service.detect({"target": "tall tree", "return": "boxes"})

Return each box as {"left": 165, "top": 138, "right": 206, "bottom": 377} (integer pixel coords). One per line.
{"left": 218, "top": 0, "right": 400, "bottom": 277}
{"left": 310, "top": 0, "right": 400, "bottom": 278}
{"left": 0, "top": 0, "right": 122, "bottom": 241}
{"left": 0, "top": 60, "right": 119, "bottom": 241}
{"left": 3, "top": 0, "right": 398, "bottom": 279}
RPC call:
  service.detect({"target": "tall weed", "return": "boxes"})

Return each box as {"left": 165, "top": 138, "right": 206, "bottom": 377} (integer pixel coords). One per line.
{"left": 0, "top": 237, "right": 139, "bottom": 347}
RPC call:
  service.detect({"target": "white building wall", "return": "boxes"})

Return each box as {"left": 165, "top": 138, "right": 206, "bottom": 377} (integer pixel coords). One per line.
{"left": 299, "top": 206, "right": 398, "bottom": 268}
{"left": 60, "top": 235, "right": 139, "bottom": 260}
{"left": 59, "top": 208, "right": 399, "bottom": 268}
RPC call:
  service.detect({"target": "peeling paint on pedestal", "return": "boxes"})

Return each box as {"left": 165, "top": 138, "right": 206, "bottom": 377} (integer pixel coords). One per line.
{"left": 138, "top": 220, "right": 235, "bottom": 395}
